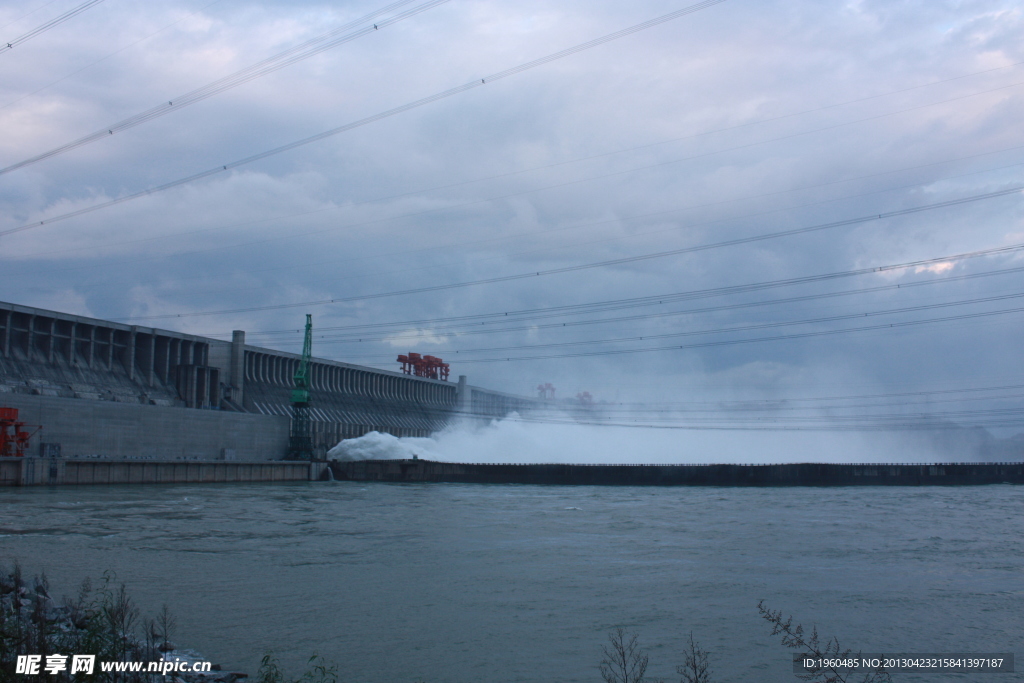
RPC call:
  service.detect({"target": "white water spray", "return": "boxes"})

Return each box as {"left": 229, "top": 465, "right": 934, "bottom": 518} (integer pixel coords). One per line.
{"left": 327, "top": 413, "right": 951, "bottom": 464}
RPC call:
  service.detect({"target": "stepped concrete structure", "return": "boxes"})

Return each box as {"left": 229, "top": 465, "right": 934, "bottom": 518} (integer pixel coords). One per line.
{"left": 0, "top": 301, "right": 540, "bottom": 461}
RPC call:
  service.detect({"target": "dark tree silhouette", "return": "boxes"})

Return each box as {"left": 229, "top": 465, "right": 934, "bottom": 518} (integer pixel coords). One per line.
{"left": 758, "top": 601, "right": 891, "bottom": 683}
{"left": 600, "top": 628, "right": 652, "bottom": 683}
{"left": 676, "top": 631, "right": 712, "bottom": 683}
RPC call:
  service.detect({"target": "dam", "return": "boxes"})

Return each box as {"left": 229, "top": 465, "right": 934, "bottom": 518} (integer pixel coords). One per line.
{"left": 3, "top": 299, "right": 1020, "bottom": 488}
{"left": 0, "top": 300, "right": 538, "bottom": 466}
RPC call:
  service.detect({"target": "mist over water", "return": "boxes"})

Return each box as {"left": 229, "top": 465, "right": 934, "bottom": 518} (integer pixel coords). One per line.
{"left": 327, "top": 414, "right": 956, "bottom": 464}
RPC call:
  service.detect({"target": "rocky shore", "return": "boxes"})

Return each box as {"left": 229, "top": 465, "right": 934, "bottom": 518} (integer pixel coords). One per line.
{"left": 0, "top": 564, "right": 247, "bottom": 682}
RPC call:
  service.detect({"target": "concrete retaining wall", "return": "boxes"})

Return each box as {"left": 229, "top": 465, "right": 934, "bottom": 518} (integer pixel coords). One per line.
{"left": 1, "top": 457, "right": 326, "bottom": 486}
{"left": 1, "top": 392, "right": 289, "bottom": 461}
{"left": 333, "top": 459, "right": 1024, "bottom": 486}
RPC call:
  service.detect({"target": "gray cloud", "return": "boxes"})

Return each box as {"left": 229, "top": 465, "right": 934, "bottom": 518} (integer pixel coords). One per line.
{"left": 1, "top": 0, "right": 1023, "bottom": 439}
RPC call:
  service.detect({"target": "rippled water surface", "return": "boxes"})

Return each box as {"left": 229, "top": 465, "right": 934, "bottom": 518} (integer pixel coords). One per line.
{"left": 1, "top": 482, "right": 1022, "bottom": 682}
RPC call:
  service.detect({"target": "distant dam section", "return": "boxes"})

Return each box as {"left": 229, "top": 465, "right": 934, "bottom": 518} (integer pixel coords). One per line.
{"left": 0, "top": 300, "right": 540, "bottom": 462}
{"left": 332, "top": 459, "right": 1024, "bottom": 486}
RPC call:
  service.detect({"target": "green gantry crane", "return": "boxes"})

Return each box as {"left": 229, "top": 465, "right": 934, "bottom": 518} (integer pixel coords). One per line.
{"left": 286, "top": 313, "right": 314, "bottom": 460}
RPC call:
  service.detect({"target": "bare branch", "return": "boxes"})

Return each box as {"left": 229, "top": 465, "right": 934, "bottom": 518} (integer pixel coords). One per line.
{"left": 758, "top": 601, "right": 891, "bottom": 683}
{"left": 600, "top": 628, "right": 652, "bottom": 683}
{"left": 676, "top": 631, "right": 712, "bottom": 683}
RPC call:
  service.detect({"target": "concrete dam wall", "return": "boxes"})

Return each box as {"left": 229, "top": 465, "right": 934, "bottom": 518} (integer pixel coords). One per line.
{"left": 0, "top": 301, "right": 541, "bottom": 461}
{"left": 1, "top": 457, "right": 325, "bottom": 487}
{"left": 1, "top": 392, "right": 289, "bottom": 461}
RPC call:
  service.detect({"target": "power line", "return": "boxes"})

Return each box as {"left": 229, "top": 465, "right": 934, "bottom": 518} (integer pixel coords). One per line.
{"left": 0, "top": 0, "right": 61, "bottom": 32}
{"left": 449, "top": 302, "right": 1024, "bottom": 364}
{"left": 422, "top": 402, "right": 1024, "bottom": 431}
{"left": 43, "top": 146, "right": 1024, "bottom": 315}
{"left": 550, "top": 393, "right": 1024, "bottom": 415}
{"left": 436, "top": 291, "right": 1024, "bottom": 355}
{"left": 112, "top": 184, "right": 1024, "bottom": 321}
{"left": 13, "top": 59, "right": 1024, "bottom": 262}
{"left": 5, "top": 67, "right": 1022, "bottom": 256}
{"left": 15, "top": 137, "right": 1024, "bottom": 288}
{"left": 0, "top": 0, "right": 729, "bottom": 236}
{"left": 366, "top": 257, "right": 1024, "bottom": 333}
{"left": 303, "top": 264, "right": 1024, "bottom": 345}
{"left": 0, "top": 0, "right": 226, "bottom": 113}
{"left": 256, "top": 156, "right": 1024, "bottom": 287}
{"left": 531, "top": 405, "right": 1024, "bottom": 423}
{"left": 495, "top": 412, "right": 1024, "bottom": 432}
{"left": 0, "top": 0, "right": 447, "bottom": 173}
{"left": 0, "top": 0, "right": 105, "bottom": 55}
{"left": 247, "top": 399, "right": 1024, "bottom": 431}
{"left": 598, "top": 382, "right": 1024, "bottom": 409}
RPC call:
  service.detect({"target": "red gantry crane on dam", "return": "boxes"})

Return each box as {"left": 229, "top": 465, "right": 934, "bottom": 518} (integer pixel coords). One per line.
{"left": 0, "top": 407, "right": 40, "bottom": 458}
{"left": 396, "top": 353, "right": 450, "bottom": 381}
{"left": 286, "top": 314, "right": 314, "bottom": 461}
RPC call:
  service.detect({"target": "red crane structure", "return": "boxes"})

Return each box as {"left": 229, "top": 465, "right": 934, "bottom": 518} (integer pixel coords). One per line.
{"left": 397, "top": 353, "right": 450, "bottom": 381}
{"left": 537, "top": 383, "right": 556, "bottom": 399}
{"left": 0, "top": 407, "right": 41, "bottom": 458}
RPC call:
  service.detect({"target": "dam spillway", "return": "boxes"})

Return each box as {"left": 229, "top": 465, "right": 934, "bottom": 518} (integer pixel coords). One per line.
{"left": 332, "top": 459, "right": 1024, "bottom": 486}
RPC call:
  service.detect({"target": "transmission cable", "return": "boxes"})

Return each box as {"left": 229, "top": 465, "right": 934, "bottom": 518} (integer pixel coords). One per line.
{"left": 14, "top": 58, "right": 1024, "bottom": 261}
{"left": 537, "top": 405, "right": 1024, "bottom": 424}
{"left": 430, "top": 291, "right": 1024, "bottom": 355}
{"left": 494, "top": 410, "right": 1024, "bottom": 432}
{"left": 15, "top": 136, "right": 1024, "bottom": 288}
{"left": 0, "top": 0, "right": 448, "bottom": 174}
{"left": 337, "top": 291, "right": 1024, "bottom": 359}
{"left": 5, "top": 69, "right": 1022, "bottom": 250}
{"left": 305, "top": 265, "right": 1024, "bottom": 345}
{"left": 1, "top": 0, "right": 225, "bottom": 113}
{"left": 0, "top": 0, "right": 729, "bottom": 236}
{"left": 448, "top": 303, "right": 1024, "bottom": 364}
{"left": 591, "top": 383, "right": 1024, "bottom": 410}
{"left": 551, "top": 393, "right": 1024, "bottom": 416}
{"left": 16, "top": 147, "right": 1022, "bottom": 313}
{"left": 0, "top": 0, "right": 104, "bottom": 55}
{"left": 112, "top": 184, "right": 1024, "bottom": 321}
{"left": 0, "top": 0, "right": 61, "bottom": 32}
{"left": 461, "top": 382, "right": 1024, "bottom": 416}
{"left": 314, "top": 259, "right": 1024, "bottom": 336}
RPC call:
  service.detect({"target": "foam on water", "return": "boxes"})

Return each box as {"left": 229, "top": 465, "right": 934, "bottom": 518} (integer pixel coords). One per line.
{"left": 327, "top": 430, "right": 438, "bottom": 461}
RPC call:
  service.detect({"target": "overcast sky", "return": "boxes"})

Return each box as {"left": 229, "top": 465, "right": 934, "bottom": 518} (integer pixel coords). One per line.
{"left": 2, "top": 0, "right": 1023, "bottom": 432}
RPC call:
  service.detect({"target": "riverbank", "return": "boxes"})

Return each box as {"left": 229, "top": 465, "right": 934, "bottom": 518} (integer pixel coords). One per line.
{"left": 0, "top": 564, "right": 246, "bottom": 682}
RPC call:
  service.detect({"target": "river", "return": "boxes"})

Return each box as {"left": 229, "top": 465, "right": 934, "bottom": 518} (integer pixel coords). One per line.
{"left": 1, "top": 482, "right": 1021, "bottom": 682}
